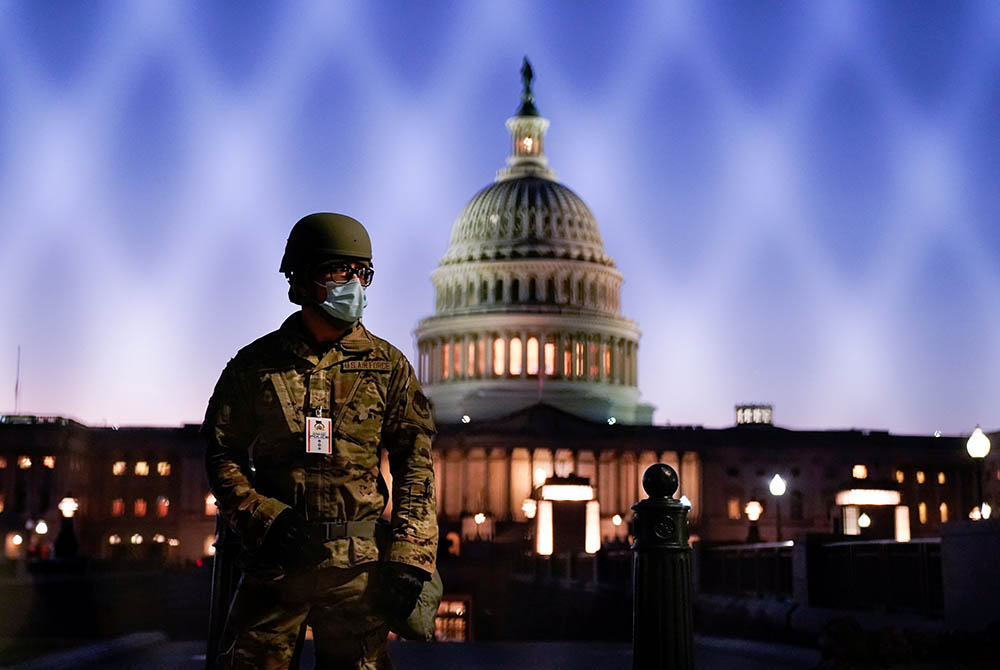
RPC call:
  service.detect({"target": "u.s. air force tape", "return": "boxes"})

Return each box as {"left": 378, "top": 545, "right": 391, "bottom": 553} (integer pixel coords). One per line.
{"left": 342, "top": 360, "right": 392, "bottom": 372}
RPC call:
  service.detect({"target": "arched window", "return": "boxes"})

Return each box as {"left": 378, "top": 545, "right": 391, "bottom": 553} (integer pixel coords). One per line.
{"left": 467, "top": 340, "right": 476, "bottom": 378}
{"left": 442, "top": 343, "right": 451, "bottom": 380}
{"left": 509, "top": 338, "right": 523, "bottom": 375}
{"left": 546, "top": 278, "right": 555, "bottom": 303}
{"left": 493, "top": 338, "right": 505, "bottom": 376}
{"left": 446, "top": 285, "right": 453, "bottom": 308}
{"left": 577, "top": 279, "right": 584, "bottom": 305}
{"left": 480, "top": 280, "right": 488, "bottom": 303}
{"left": 589, "top": 282, "right": 597, "bottom": 306}
{"left": 510, "top": 279, "right": 520, "bottom": 303}
{"left": 526, "top": 338, "right": 539, "bottom": 375}
{"left": 528, "top": 278, "right": 537, "bottom": 302}
{"left": 603, "top": 344, "right": 611, "bottom": 379}
{"left": 589, "top": 340, "right": 599, "bottom": 378}
{"left": 544, "top": 341, "right": 556, "bottom": 375}
{"left": 575, "top": 340, "right": 585, "bottom": 377}
{"left": 562, "top": 278, "right": 571, "bottom": 303}
{"left": 495, "top": 279, "right": 504, "bottom": 303}
{"left": 467, "top": 281, "right": 475, "bottom": 306}
{"left": 939, "top": 502, "right": 948, "bottom": 523}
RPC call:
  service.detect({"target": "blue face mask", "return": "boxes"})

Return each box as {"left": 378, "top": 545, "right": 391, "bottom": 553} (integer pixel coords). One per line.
{"left": 316, "top": 278, "right": 367, "bottom": 323}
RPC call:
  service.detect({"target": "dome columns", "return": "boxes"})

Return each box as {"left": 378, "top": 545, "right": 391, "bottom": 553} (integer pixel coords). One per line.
{"left": 417, "top": 327, "right": 639, "bottom": 388}
{"left": 431, "top": 263, "right": 624, "bottom": 315}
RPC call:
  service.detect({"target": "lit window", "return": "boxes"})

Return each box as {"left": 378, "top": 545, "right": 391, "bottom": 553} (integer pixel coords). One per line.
{"left": 131, "top": 533, "right": 143, "bottom": 545}
{"left": 467, "top": 341, "right": 475, "bottom": 378}
{"left": 603, "top": 346, "right": 611, "bottom": 378}
{"left": 895, "top": 470, "right": 904, "bottom": 483}
{"left": 152, "top": 533, "right": 166, "bottom": 543}
{"left": 205, "top": 535, "right": 217, "bottom": 556}
{"left": 43, "top": 456, "right": 55, "bottom": 469}
{"left": 916, "top": 471, "right": 925, "bottom": 484}
{"left": 108, "top": 534, "right": 121, "bottom": 545}
{"left": 135, "top": 461, "right": 149, "bottom": 476}
{"left": 509, "top": 338, "right": 522, "bottom": 375}
{"left": 937, "top": 472, "right": 946, "bottom": 485}
{"left": 918, "top": 502, "right": 927, "bottom": 524}
{"left": 939, "top": 502, "right": 948, "bottom": 523}
{"left": 852, "top": 465, "right": 868, "bottom": 479}
{"left": 0, "top": 495, "right": 5, "bottom": 514}
{"left": 453, "top": 341, "right": 461, "bottom": 378}
{"left": 727, "top": 497, "right": 741, "bottom": 520}
{"left": 563, "top": 344, "right": 571, "bottom": 378}
{"left": 205, "top": 493, "right": 217, "bottom": 516}
{"left": 575, "top": 342, "right": 584, "bottom": 377}
{"left": 492, "top": 338, "right": 505, "bottom": 376}
{"left": 167, "top": 538, "right": 180, "bottom": 547}
{"left": 526, "top": 338, "right": 539, "bottom": 375}
{"left": 589, "top": 342, "right": 598, "bottom": 378}
{"left": 17, "top": 456, "right": 31, "bottom": 469}
{"left": 157, "top": 461, "right": 171, "bottom": 476}
{"left": 112, "top": 461, "right": 126, "bottom": 476}
{"left": 477, "top": 340, "right": 485, "bottom": 376}
{"left": 111, "top": 498, "right": 124, "bottom": 517}
{"left": 521, "top": 136, "right": 534, "bottom": 153}
{"left": 156, "top": 496, "right": 169, "bottom": 517}
{"left": 544, "top": 342, "right": 555, "bottom": 375}
{"left": 0, "top": 457, "right": 6, "bottom": 468}
{"left": 442, "top": 343, "right": 450, "bottom": 380}
{"left": 134, "top": 498, "right": 147, "bottom": 517}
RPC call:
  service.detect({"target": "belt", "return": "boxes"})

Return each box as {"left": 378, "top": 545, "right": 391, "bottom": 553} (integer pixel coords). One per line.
{"left": 306, "top": 520, "right": 377, "bottom": 541}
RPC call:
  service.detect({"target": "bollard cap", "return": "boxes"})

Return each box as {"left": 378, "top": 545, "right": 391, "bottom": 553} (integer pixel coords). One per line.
{"left": 642, "top": 463, "right": 679, "bottom": 499}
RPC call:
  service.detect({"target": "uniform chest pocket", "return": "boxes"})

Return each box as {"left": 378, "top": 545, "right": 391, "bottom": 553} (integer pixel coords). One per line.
{"left": 333, "top": 372, "right": 387, "bottom": 452}
{"left": 251, "top": 370, "right": 306, "bottom": 438}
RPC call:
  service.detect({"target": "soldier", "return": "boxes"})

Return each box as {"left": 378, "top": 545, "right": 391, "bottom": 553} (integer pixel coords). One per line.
{"left": 203, "top": 213, "right": 438, "bottom": 669}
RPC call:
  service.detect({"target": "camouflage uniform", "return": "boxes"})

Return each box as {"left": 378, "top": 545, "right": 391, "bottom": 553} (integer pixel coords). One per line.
{"left": 204, "top": 313, "right": 437, "bottom": 669}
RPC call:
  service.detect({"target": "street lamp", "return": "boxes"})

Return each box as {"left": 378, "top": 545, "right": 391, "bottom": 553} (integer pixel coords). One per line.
{"left": 474, "top": 512, "right": 486, "bottom": 540}
{"left": 744, "top": 499, "right": 763, "bottom": 543}
{"left": 769, "top": 474, "right": 787, "bottom": 542}
{"left": 967, "top": 426, "right": 991, "bottom": 519}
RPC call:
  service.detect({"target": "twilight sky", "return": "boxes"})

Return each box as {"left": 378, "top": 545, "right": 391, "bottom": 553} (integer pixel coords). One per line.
{"left": 0, "top": 1, "right": 998, "bottom": 435}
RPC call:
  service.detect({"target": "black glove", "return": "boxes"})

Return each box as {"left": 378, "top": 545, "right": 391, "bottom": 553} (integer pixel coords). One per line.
{"left": 260, "top": 510, "right": 328, "bottom": 573}
{"left": 376, "top": 562, "right": 428, "bottom": 622}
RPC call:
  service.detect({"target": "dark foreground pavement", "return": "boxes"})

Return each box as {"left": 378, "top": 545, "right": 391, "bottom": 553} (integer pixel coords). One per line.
{"left": 12, "top": 636, "right": 821, "bottom": 670}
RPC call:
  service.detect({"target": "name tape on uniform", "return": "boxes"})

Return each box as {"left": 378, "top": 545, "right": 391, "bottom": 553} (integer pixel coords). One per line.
{"left": 306, "top": 417, "right": 332, "bottom": 454}
{"left": 341, "top": 360, "right": 392, "bottom": 372}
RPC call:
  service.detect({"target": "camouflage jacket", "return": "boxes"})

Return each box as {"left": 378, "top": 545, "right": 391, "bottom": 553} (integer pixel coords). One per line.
{"left": 203, "top": 314, "right": 437, "bottom": 575}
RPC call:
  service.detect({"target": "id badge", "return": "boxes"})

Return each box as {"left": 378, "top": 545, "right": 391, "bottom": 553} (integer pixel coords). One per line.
{"left": 306, "top": 417, "right": 332, "bottom": 454}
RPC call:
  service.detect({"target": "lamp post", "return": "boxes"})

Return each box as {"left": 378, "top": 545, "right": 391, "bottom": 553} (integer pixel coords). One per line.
{"left": 55, "top": 495, "right": 80, "bottom": 559}
{"left": 744, "top": 499, "right": 763, "bottom": 543}
{"left": 966, "top": 427, "right": 991, "bottom": 519}
{"left": 769, "top": 475, "right": 786, "bottom": 542}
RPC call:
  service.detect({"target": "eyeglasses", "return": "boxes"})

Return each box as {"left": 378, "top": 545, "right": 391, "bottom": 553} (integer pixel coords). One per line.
{"left": 312, "top": 262, "right": 375, "bottom": 287}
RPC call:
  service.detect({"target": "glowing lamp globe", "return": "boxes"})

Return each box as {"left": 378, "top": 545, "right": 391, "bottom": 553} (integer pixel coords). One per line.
{"left": 967, "top": 427, "right": 991, "bottom": 459}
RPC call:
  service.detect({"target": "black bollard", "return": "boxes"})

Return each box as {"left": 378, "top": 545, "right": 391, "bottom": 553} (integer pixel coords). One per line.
{"left": 632, "top": 463, "right": 694, "bottom": 670}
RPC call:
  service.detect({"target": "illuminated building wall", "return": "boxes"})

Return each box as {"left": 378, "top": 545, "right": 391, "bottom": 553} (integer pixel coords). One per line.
{"left": 0, "top": 413, "right": 988, "bottom": 559}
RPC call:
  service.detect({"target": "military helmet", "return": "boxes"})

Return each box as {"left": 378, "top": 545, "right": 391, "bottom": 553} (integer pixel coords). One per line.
{"left": 280, "top": 213, "right": 372, "bottom": 275}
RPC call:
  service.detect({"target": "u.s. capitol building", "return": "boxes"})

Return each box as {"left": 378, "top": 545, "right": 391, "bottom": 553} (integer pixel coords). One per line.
{"left": 413, "top": 60, "right": 653, "bottom": 426}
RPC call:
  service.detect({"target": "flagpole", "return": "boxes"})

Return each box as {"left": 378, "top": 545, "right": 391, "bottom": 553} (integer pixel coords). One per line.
{"left": 14, "top": 345, "right": 20, "bottom": 414}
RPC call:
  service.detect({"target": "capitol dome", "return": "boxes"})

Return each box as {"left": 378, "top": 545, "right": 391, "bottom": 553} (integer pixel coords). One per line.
{"left": 441, "top": 177, "right": 614, "bottom": 268}
{"left": 413, "top": 60, "right": 653, "bottom": 425}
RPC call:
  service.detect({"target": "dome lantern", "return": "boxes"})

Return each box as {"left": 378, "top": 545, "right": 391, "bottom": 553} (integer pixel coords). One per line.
{"left": 498, "top": 57, "right": 556, "bottom": 182}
